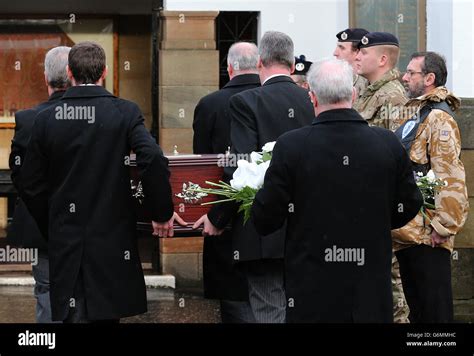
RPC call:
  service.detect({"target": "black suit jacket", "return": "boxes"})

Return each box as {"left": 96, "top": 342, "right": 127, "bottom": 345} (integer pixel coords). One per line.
{"left": 251, "top": 108, "right": 423, "bottom": 322}
{"left": 7, "top": 91, "right": 65, "bottom": 251}
{"left": 193, "top": 73, "right": 260, "bottom": 154}
{"left": 193, "top": 74, "right": 260, "bottom": 301}
{"left": 19, "top": 85, "right": 174, "bottom": 321}
{"left": 208, "top": 75, "right": 314, "bottom": 261}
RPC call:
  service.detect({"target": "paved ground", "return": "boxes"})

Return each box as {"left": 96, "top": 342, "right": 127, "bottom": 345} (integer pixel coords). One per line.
{"left": 0, "top": 286, "right": 221, "bottom": 323}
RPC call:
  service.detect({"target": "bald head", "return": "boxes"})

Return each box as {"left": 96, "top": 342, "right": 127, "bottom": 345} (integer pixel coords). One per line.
{"left": 227, "top": 42, "right": 259, "bottom": 78}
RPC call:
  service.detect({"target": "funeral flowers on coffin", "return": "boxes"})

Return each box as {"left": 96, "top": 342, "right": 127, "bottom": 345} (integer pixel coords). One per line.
{"left": 188, "top": 141, "right": 275, "bottom": 224}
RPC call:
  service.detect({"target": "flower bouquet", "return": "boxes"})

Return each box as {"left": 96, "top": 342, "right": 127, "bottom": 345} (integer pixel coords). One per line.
{"left": 415, "top": 169, "right": 447, "bottom": 224}
{"left": 188, "top": 142, "right": 276, "bottom": 223}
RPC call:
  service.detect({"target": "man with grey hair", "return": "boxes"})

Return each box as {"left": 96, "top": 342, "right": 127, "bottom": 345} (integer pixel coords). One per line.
{"left": 193, "top": 42, "right": 260, "bottom": 323}
{"left": 8, "top": 46, "right": 71, "bottom": 323}
{"left": 195, "top": 31, "right": 314, "bottom": 323}
{"left": 251, "top": 58, "right": 423, "bottom": 322}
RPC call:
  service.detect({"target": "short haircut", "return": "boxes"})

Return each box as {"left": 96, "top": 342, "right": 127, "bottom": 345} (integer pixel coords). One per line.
{"left": 376, "top": 45, "right": 400, "bottom": 67}
{"left": 308, "top": 58, "right": 353, "bottom": 105}
{"left": 227, "top": 42, "right": 258, "bottom": 71}
{"left": 68, "top": 41, "right": 106, "bottom": 85}
{"left": 259, "top": 31, "right": 294, "bottom": 69}
{"left": 411, "top": 51, "right": 448, "bottom": 87}
{"left": 44, "top": 46, "right": 71, "bottom": 89}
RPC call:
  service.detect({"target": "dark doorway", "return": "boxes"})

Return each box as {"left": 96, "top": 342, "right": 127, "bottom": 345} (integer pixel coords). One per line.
{"left": 216, "top": 11, "right": 259, "bottom": 88}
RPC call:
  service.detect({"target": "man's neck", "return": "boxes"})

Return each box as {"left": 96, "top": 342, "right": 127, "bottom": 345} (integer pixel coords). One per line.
{"left": 229, "top": 70, "right": 259, "bottom": 80}
{"left": 260, "top": 66, "right": 291, "bottom": 84}
{"left": 47, "top": 86, "right": 66, "bottom": 96}
{"left": 366, "top": 67, "right": 392, "bottom": 84}
{"left": 316, "top": 102, "right": 352, "bottom": 116}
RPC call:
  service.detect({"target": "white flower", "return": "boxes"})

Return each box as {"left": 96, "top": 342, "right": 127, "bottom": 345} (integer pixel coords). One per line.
{"left": 262, "top": 141, "right": 276, "bottom": 153}
{"left": 426, "top": 170, "right": 436, "bottom": 183}
{"left": 230, "top": 160, "right": 270, "bottom": 190}
{"left": 417, "top": 172, "right": 424, "bottom": 177}
{"left": 250, "top": 151, "right": 263, "bottom": 164}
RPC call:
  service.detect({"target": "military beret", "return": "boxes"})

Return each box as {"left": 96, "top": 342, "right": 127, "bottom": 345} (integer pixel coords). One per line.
{"left": 292, "top": 55, "right": 312, "bottom": 75}
{"left": 336, "top": 28, "right": 369, "bottom": 42}
{"left": 358, "top": 32, "right": 400, "bottom": 49}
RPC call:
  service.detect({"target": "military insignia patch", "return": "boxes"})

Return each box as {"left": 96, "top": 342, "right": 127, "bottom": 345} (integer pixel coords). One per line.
{"left": 440, "top": 129, "right": 451, "bottom": 141}
{"left": 361, "top": 36, "right": 369, "bottom": 45}
{"left": 341, "top": 32, "right": 348, "bottom": 40}
{"left": 402, "top": 120, "right": 416, "bottom": 139}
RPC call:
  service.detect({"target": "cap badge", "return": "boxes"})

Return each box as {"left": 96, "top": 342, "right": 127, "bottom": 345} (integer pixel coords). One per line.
{"left": 295, "top": 63, "right": 305, "bottom": 71}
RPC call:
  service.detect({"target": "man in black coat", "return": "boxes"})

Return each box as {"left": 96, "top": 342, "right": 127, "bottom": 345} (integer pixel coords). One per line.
{"left": 192, "top": 42, "right": 260, "bottom": 323}
{"left": 19, "top": 42, "right": 183, "bottom": 322}
{"left": 8, "top": 46, "right": 71, "bottom": 323}
{"left": 194, "top": 31, "right": 314, "bottom": 323}
{"left": 251, "top": 58, "right": 423, "bottom": 323}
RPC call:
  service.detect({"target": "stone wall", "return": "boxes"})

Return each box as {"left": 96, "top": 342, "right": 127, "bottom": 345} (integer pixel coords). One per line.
{"left": 158, "top": 10, "right": 219, "bottom": 154}
{"left": 452, "top": 97, "right": 474, "bottom": 321}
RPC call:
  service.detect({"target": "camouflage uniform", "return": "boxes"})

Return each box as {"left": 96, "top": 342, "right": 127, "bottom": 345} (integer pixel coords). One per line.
{"left": 354, "top": 68, "right": 407, "bottom": 131}
{"left": 392, "top": 87, "right": 469, "bottom": 252}
{"left": 353, "top": 68, "right": 410, "bottom": 323}
{"left": 353, "top": 74, "right": 368, "bottom": 99}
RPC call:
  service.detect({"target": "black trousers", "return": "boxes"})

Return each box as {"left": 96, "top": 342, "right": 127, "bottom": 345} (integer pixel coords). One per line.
{"left": 395, "top": 244, "right": 453, "bottom": 323}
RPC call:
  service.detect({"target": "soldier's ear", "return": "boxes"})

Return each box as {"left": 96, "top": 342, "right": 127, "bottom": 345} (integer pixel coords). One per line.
{"left": 379, "top": 54, "right": 388, "bottom": 67}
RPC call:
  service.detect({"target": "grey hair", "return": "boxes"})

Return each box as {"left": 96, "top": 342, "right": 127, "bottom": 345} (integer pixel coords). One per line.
{"left": 44, "top": 46, "right": 71, "bottom": 89}
{"left": 259, "top": 31, "right": 294, "bottom": 68}
{"left": 308, "top": 58, "right": 353, "bottom": 105}
{"left": 227, "top": 42, "right": 258, "bottom": 72}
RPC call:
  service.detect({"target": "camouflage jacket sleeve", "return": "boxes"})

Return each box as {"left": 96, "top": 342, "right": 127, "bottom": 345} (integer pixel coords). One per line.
{"left": 372, "top": 86, "right": 407, "bottom": 131}
{"left": 426, "top": 110, "right": 469, "bottom": 237}
{"left": 355, "top": 80, "right": 407, "bottom": 130}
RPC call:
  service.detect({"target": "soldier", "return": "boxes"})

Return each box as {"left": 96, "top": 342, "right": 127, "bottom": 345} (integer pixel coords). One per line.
{"left": 333, "top": 28, "right": 369, "bottom": 98}
{"left": 354, "top": 32, "right": 407, "bottom": 130}
{"left": 353, "top": 31, "right": 410, "bottom": 323}
{"left": 290, "top": 55, "right": 312, "bottom": 90}
{"left": 392, "top": 52, "right": 469, "bottom": 322}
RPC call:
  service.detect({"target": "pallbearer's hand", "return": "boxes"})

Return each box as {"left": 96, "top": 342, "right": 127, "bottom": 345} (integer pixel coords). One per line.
{"left": 152, "top": 212, "right": 188, "bottom": 238}
{"left": 192, "top": 214, "right": 224, "bottom": 237}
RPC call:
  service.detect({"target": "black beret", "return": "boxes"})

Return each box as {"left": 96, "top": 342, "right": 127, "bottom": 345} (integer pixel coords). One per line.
{"left": 292, "top": 55, "right": 312, "bottom": 75}
{"left": 336, "top": 28, "right": 369, "bottom": 42}
{"left": 358, "top": 32, "right": 400, "bottom": 49}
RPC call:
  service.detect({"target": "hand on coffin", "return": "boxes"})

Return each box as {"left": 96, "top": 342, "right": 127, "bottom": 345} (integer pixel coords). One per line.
{"left": 152, "top": 212, "right": 188, "bottom": 238}
{"left": 192, "top": 214, "right": 224, "bottom": 237}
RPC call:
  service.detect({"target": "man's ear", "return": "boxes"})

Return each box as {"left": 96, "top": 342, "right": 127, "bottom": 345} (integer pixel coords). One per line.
{"left": 257, "top": 57, "right": 263, "bottom": 70}
{"left": 101, "top": 65, "right": 108, "bottom": 81}
{"left": 227, "top": 63, "right": 233, "bottom": 77}
{"left": 44, "top": 72, "right": 49, "bottom": 87}
{"left": 309, "top": 91, "right": 317, "bottom": 107}
{"left": 66, "top": 65, "right": 74, "bottom": 81}
{"left": 425, "top": 72, "right": 435, "bottom": 87}
{"left": 351, "top": 87, "right": 357, "bottom": 104}
{"left": 379, "top": 54, "right": 388, "bottom": 67}
{"left": 290, "top": 62, "right": 296, "bottom": 74}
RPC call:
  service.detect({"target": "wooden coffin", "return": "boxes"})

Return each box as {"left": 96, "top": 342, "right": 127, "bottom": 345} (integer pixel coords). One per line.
{"left": 130, "top": 153, "right": 227, "bottom": 236}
